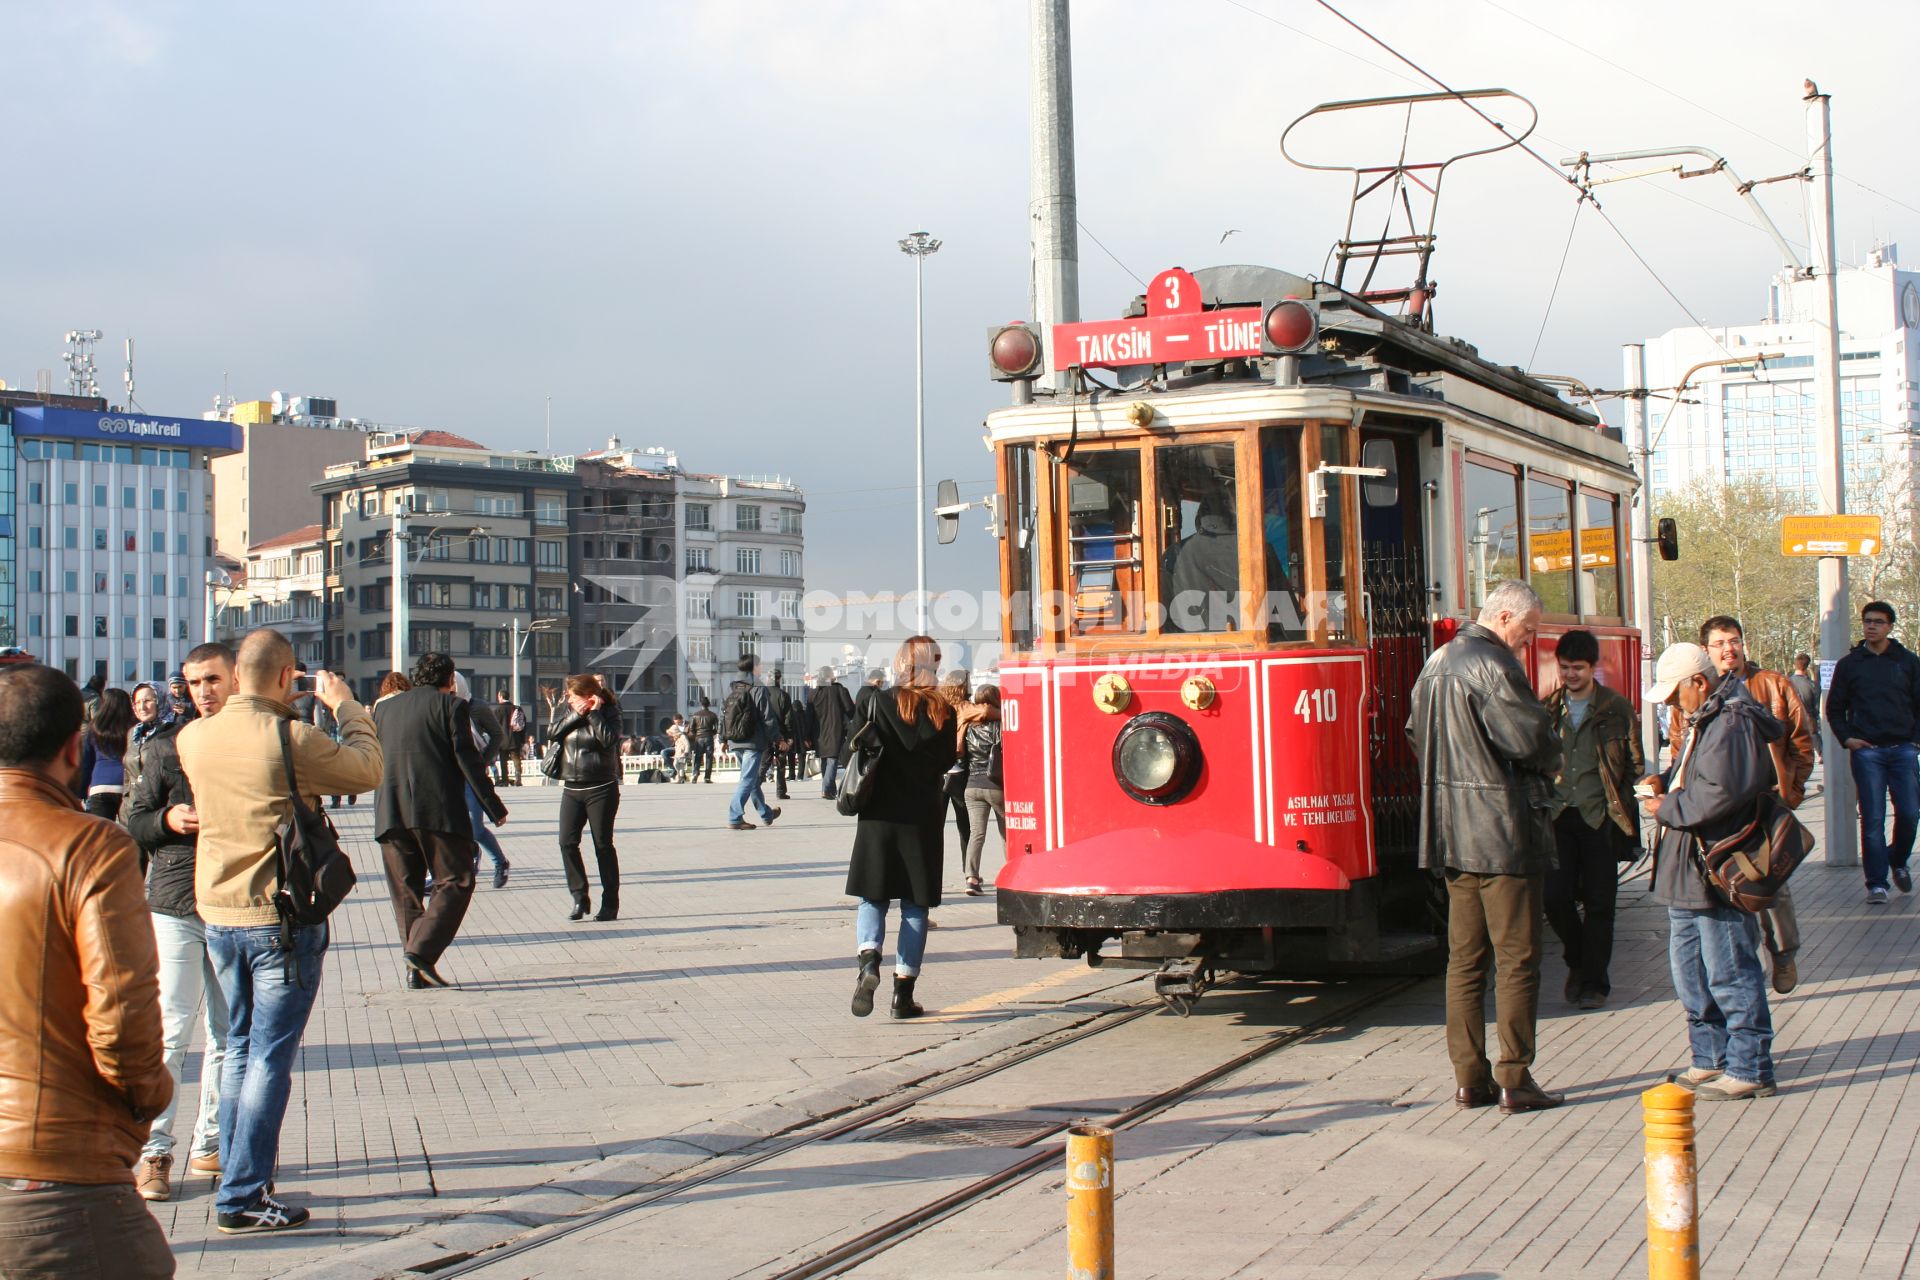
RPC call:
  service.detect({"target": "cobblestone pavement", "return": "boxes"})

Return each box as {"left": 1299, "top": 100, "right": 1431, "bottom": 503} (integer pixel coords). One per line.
{"left": 155, "top": 777, "right": 1143, "bottom": 1278}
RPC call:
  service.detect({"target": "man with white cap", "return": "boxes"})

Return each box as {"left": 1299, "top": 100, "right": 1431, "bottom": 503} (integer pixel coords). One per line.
{"left": 1643, "top": 641, "right": 1783, "bottom": 1101}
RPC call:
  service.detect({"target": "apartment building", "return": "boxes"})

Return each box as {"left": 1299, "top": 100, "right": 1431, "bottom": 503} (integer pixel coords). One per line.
{"left": 213, "top": 523, "right": 326, "bottom": 667}
{"left": 208, "top": 394, "right": 367, "bottom": 558}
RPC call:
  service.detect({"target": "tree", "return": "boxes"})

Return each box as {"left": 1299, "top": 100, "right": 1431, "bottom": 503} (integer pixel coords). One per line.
{"left": 1652, "top": 478, "right": 1818, "bottom": 667}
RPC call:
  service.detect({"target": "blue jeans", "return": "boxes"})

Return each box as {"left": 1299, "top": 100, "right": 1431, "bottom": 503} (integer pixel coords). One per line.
{"left": 207, "top": 922, "right": 328, "bottom": 1215}
{"left": 856, "top": 898, "right": 929, "bottom": 976}
{"left": 465, "top": 784, "right": 506, "bottom": 870}
{"left": 820, "top": 755, "right": 841, "bottom": 798}
{"left": 1849, "top": 741, "right": 1920, "bottom": 889}
{"left": 729, "top": 745, "right": 776, "bottom": 823}
{"left": 1667, "top": 906, "right": 1773, "bottom": 1085}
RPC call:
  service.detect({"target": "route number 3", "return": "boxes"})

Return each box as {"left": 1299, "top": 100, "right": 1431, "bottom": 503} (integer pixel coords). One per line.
{"left": 1161, "top": 274, "right": 1181, "bottom": 311}
{"left": 1293, "top": 688, "right": 1337, "bottom": 724}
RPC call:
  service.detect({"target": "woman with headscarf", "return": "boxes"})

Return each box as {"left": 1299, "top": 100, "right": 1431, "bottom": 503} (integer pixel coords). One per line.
{"left": 125, "top": 682, "right": 170, "bottom": 801}
{"left": 843, "top": 636, "right": 958, "bottom": 1019}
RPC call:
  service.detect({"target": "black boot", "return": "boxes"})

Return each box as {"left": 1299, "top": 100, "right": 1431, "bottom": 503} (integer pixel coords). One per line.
{"left": 569, "top": 899, "right": 590, "bottom": 921}
{"left": 890, "top": 975, "right": 923, "bottom": 1019}
{"left": 851, "top": 950, "right": 881, "bottom": 1018}
{"left": 594, "top": 892, "right": 619, "bottom": 922}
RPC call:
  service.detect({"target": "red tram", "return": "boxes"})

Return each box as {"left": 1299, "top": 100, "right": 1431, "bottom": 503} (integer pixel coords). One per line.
{"left": 983, "top": 263, "right": 1641, "bottom": 1004}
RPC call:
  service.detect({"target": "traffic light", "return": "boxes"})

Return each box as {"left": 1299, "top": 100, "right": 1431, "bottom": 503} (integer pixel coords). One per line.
{"left": 1260, "top": 298, "right": 1319, "bottom": 355}
{"left": 987, "top": 322, "right": 1044, "bottom": 382}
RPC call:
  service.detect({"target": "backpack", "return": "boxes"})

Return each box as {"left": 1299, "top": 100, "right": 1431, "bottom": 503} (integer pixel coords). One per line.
{"left": 720, "top": 685, "right": 762, "bottom": 744}
{"left": 273, "top": 718, "right": 357, "bottom": 932}
{"left": 508, "top": 705, "right": 527, "bottom": 733}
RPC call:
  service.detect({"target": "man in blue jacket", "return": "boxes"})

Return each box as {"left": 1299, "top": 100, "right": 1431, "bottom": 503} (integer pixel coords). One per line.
{"left": 1825, "top": 600, "right": 1920, "bottom": 903}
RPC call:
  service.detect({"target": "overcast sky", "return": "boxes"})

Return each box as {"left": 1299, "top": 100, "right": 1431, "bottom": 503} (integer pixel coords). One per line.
{"left": 4, "top": 1, "right": 1914, "bottom": 611}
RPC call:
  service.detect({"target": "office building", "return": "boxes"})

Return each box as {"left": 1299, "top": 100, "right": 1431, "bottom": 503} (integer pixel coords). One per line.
{"left": 208, "top": 394, "right": 368, "bottom": 557}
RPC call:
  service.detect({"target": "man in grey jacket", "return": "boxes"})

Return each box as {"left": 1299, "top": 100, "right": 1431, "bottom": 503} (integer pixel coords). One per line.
{"left": 1409, "top": 580, "right": 1564, "bottom": 1114}
{"left": 1644, "top": 642, "right": 1782, "bottom": 1101}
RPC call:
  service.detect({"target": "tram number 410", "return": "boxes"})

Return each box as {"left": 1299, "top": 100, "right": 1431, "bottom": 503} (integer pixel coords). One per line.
{"left": 1293, "top": 689, "right": 1337, "bottom": 724}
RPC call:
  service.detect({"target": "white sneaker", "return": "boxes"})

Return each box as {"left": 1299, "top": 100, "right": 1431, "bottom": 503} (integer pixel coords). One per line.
{"left": 1869, "top": 886, "right": 1890, "bottom": 905}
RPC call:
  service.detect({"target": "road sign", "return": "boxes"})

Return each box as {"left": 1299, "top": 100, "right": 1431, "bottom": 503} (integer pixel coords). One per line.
{"left": 1781, "top": 514, "right": 1882, "bottom": 557}
{"left": 1051, "top": 267, "right": 1263, "bottom": 371}
{"left": 1529, "top": 526, "right": 1617, "bottom": 574}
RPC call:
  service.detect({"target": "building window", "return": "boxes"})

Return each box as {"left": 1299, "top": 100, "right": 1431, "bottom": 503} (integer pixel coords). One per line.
{"left": 537, "top": 586, "right": 565, "bottom": 612}
{"left": 472, "top": 583, "right": 495, "bottom": 609}
{"left": 64, "top": 483, "right": 77, "bottom": 504}
{"left": 737, "top": 631, "right": 761, "bottom": 661}
{"left": 176, "top": 577, "right": 186, "bottom": 600}
{"left": 534, "top": 632, "right": 567, "bottom": 659}
{"left": 512, "top": 585, "right": 531, "bottom": 611}
{"left": 778, "top": 590, "right": 800, "bottom": 621}
{"left": 65, "top": 615, "right": 79, "bottom": 637}
{"left": 735, "top": 504, "right": 761, "bottom": 532}
{"left": 64, "top": 572, "right": 77, "bottom": 593}
{"left": 536, "top": 540, "right": 565, "bottom": 568}
{"left": 687, "top": 589, "right": 711, "bottom": 619}
{"left": 782, "top": 636, "right": 804, "bottom": 666}
{"left": 150, "top": 488, "right": 163, "bottom": 510}
{"left": 152, "top": 574, "right": 165, "bottom": 596}
{"left": 736, "top": 589, "right": 760, "bottom": 618}
{"left": 93, "top": 572, "right": 108, "bottom": 593}
{"left": 123, "top": 573, "right": 135, "bottom": 595}
{"left": 92, "top": 484, "right": 106, "bottom": 506}
{"left": 64, "top": 527, "right": 78, "bottom": 549}
{"left": 687, "top": 634, "right": 712, "bottom": 662}
{"left": 685, "top": 503, "right": 712, "bottom": 531}
{"left": 94, "top": 615, "right": 107, "bottom": 638}
{"left": 28, "top": 571, "right": 41, "bottom": 593}
{"left": 686, "top": 546, "right": 712, "bottom": 573}
{"left": 28, "top": 615, "right": 41, "bottom": 638}
{"left": 121, "top": 486, "right": 134, "bottom": 508}
{"left": 536, "top": 497, "right": 564, "bottom": 525}
{"left": 780, "top": 550, "right": 800, "bottom": 577}
{"left": 29, "top": 482, "right": 42, "bottom": 504}
{"left": 152, "top": 618, "right": 166, "bottom": 639}
{"left": 122, "top": 616, "right": 135, "bottom": 639}
{"left": 28, "top": 527, "right": 40, "bottom": 549}
{"left": 475, "top": 492, "right": 519, "bottom": 516}
{"left": 736, "top": 547, "right": 761, "bottom": 575}
{"left": 175, "top": 491, "right": 187, "bottom": 513}
{"left": 779, "top": 508, "right": 802, "bottom": 534}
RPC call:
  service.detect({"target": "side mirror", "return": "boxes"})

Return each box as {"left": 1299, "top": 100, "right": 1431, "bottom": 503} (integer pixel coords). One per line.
{"left": 936, "top": 479, "right": 961, "bottom": 546}
{"left": 1657, "top": 517, "right": 1680, "bottom": 562}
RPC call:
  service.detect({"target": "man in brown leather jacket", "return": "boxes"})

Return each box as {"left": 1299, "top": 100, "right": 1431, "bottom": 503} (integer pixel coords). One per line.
{"left": 1680, "top": 617, "right": 1814, "bottom": 994}
{"left": 0, "top": 663, "right": 175, "bottom": 1278}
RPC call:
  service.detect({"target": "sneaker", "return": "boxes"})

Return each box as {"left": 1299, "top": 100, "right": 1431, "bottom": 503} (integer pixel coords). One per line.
{"left": 188, "top": 1150, "right": 222, "bottom": 1175}
{"left": 1694, "top": 1077, "right": 1777, "bottom": 1101}
{"left": 217, "top": 1193, "right": 311, "bottom": 1234}
{"left": 135, "top": 1153, "right": 172, "bottom": 1201}
{"left": 1869, "top": 886, "right": 1890, "bottom": 904}
{"left": 1772, "top": 954, "right": 1799, "bottom": 995}
{"left": 1668, "top": 1066, "right": 1723, "bottom": 1090}
{"left": 1896, "top": 867, "right": 1914, "bottom": 894}
{"left": 492, "top": 860, "right": 510, "bottom": 890}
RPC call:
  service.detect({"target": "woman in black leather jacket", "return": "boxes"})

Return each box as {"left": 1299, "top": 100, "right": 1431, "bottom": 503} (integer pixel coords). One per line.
{"left": 550, "top": 674, "right": 624, "bottom": 921}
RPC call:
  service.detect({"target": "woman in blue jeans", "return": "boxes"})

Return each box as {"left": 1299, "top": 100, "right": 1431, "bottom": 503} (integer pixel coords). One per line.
{"left": 843, "top": 635, "right": 958, "bottom": 1019}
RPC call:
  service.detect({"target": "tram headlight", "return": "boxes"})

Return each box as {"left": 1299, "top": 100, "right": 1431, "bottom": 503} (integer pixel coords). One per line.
{"left": 1111, "top": 711, "right": 1202, "bottom": 805}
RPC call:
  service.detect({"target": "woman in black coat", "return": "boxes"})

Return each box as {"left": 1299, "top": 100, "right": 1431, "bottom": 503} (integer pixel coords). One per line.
{"left": 845, "top": 636, "right": 958, "bottom": 1019}
{"left": 809, "top": 667, "right": 857, "bottom": 800}
{"left": 549, "top": 673, "right": 624, "bottom": 921}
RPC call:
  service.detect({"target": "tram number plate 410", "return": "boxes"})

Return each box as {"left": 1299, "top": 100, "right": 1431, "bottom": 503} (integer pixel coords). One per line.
{"left": 1293, "top": 689, "right": 1337, "bottom": 724}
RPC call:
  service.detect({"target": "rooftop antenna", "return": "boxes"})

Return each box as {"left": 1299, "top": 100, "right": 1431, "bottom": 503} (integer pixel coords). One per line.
{"left": 123, "top": 337, "right": 139, "bottom": 411}
{"left": 62, "top": 329, "right": 103, "bottom": 397}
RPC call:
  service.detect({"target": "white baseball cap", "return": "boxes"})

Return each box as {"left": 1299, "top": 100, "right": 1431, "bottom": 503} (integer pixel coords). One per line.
{"left": 1646, "top": 642, "right": 1715, "bottom": 703}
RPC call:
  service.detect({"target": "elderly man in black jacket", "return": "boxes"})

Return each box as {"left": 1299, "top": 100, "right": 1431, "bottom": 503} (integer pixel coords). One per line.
{"left": 122, "top": 641, "right": 236, "bottom": 1202}
{"left": 373, "top": 653, "right": 508, "bottom": 989}
{"left": 1408, "top": 580, "right": 1564, "bottom": 1115}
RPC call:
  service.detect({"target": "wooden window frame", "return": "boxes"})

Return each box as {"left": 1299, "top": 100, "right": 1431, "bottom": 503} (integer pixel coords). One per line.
{"left": 1576, "top": 485, "right": 1626, "bottom": 625}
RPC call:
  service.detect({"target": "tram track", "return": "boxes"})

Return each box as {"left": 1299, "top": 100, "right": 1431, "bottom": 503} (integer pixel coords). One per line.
{"left": 426, "top": 973, "right": 1424, "bottom": 1280}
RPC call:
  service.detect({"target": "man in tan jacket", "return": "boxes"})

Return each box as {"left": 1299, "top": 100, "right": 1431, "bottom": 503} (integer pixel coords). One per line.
{"left": 0, "top": 663, "right": 175, "bottom": 1277}
{"left": 1687, "top": 616, "right": 1815, "bottom": 994}
{"left": 177, "top": 628, "right": 382, "bottom": 1234}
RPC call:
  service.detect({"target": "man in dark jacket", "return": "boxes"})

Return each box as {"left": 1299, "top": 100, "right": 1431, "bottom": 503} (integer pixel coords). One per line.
{"left": 1645, "top": 641, "right": 1782, "bottom": 1101}
{"left": 1825, "top": 599, "right": 1920, "bottom": 903}
{"left": 810, "top": 667, "right": 857, "bottom": 800}
{"left": 1407, "top": 580, "right": 1563, "bottom": 1114}
{"left": 1542, "top": 629, "right": 1642, "bottom": 1011}
{"left": 724, "top": 654, "right": 783, "bottom": 830}
{"left": 769, "top": 668, "right": 801, "bottom": 800}
{"left": 122, "top": 641, "right": 236, "bottom": 1202}
{"left": 372, "top": 652, "right": 508, "bottom": 988}
{"left": 689, "top": 696, "right": 719, "bottom": 783}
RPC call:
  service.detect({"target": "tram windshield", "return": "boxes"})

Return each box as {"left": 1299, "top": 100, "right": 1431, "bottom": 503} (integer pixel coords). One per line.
{"left": 1158, "top": 442, "right": 1240, "bottom": 633}
{"left": 1064, "top": 449, "right": 1143, "bottom": 635}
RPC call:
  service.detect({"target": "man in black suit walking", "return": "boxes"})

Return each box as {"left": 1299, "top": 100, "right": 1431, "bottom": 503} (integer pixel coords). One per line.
{"left": 373, "top": 652, "right": 508, "bottom": 989}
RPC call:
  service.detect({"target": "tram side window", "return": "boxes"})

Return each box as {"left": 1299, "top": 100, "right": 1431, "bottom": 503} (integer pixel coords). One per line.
{"left": 1526, "top": 475, "right": 1574, "bottom": 616}
{"left": 1319, "top": 424, "right": 1351, "bottom": 643}
{"left": 1158, "top": 443, "right": 1240, "bottom": 633}
{"left": 1579, "top": 490, "right": 1622, "bottom": 619}
{"left": 1462, "top": 459, "right": 1521, "bottom": 610}
{"left": 1259, "top": 426, "right": 1306, "bottom": 641}
{"left": 1004, "top": 445, "right": 1041, "bottom": 648}
{"left": 1064, "top": 450, "right": 1143, "bottom": 634}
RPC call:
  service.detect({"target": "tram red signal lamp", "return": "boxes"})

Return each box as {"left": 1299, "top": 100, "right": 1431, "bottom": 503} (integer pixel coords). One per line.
{"left": 988, "top": 322, "right": 1044, "bottom": 382}
{"left": 1261, "top": 298, "right": 1319, "bottom": 355}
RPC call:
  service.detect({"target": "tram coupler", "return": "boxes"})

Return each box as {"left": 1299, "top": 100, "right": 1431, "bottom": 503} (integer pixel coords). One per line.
{"left": 1153, "top": 959, "right": 1215, "bottom": 1017}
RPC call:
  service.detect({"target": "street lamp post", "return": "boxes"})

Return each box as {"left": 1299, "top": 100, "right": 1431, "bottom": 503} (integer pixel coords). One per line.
{"left": 899, "top": 230, "right": 941, "bottom": 636}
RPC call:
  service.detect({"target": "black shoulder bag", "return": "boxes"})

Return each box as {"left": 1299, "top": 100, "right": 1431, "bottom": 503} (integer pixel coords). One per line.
{"left": 835, "top": 719, "right": 885, "bottom": 818}
{"left": 274, "top": 719, "right": 357, "bottom": 961}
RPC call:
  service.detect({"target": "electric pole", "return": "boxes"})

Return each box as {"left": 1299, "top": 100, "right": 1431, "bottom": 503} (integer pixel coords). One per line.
{"left": 1622, "top": 343, "right": 1660, "bottom": 768}
{"left": 392, "top": 505, "right": 409, "bottom": 676}
{"left": 1030, "top": 0, "right": 1079, "bottom": 392}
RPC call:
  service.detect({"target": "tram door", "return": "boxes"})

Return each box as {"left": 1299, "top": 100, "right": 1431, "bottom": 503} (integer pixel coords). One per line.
{"left": 1358, "top": 426, "right": 1429, "bottom": 879}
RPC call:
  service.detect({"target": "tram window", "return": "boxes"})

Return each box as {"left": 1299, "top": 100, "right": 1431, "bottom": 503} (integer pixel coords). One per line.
{"left": 1158, "top": 443, "right": 1240, "bottom": 633}
{"left": 1004, "top": 445, "right": 1041, "bottom": 648}
{"left": 1462, "top": 459, "right": 1521, "bottom": 609}
{"left": 1319, "top": 424, "right": 1350, "bottom": 643}
{"left": 1063, "top": 450, "right": 1143, "bottom": 634}
{"left": 1258, "top": 427, "right": 1306, "bottom": 641}
{"left": 1578, "top": 490, "right": 1622, "bottom": 619}
{"left": 1527, "top": 475, "right": 1575, "bottom": 616}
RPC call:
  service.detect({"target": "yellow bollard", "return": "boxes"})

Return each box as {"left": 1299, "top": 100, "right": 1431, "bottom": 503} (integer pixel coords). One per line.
{"left": 1643, "top": 1082, "right": 1700, "bottom": 1280}
{"left": 1065, "top": 1124, "right": 1115, "bottom": 1280}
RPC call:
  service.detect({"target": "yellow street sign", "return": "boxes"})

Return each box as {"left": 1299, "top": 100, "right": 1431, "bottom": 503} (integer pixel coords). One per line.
{"left": 1530, "top": 526, "right": 1617, "bottom": 573}
{"left": 1781, "top": 514, "right": 1882, "bottom": 557}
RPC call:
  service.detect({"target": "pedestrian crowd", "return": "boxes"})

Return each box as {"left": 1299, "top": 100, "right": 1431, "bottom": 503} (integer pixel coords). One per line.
{"left": 0, "top": 629, "right": 1008, "bottom": 1275}
{"left": 1409, "top": 581, "right": 1903, "bottom": 1117}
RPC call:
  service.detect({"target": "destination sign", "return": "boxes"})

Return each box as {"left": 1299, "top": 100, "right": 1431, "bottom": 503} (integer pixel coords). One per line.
{"left": 1050, "top": 266, "right": 1264, "bottom": 371}
{"left": 1781, "top": 514, "right": 1882, "bottom": 557}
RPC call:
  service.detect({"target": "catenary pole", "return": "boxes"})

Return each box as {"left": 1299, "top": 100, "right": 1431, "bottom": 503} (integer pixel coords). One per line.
{"left": 391, "top": 505, "right": 408, "bottom": 676}
{"left": 1030, "top": 0, "right": 1079, "bottom": 393}
{"left": 899, "top": 232, "right": 941, "bottom": 636}
{"left": 1806, "top": 82, "right": 1858, "bottom": 867}
{"left": 1623, "top": 343, "right": 1660, "bottom": 768}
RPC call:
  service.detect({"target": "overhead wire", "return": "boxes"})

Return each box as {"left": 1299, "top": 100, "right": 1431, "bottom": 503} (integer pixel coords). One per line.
{"left": 1077, "top": 220, "right": 1149, "bottom": 289}
{"left": 1528, "top": 195, "right": 1585, "bottom": 369}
